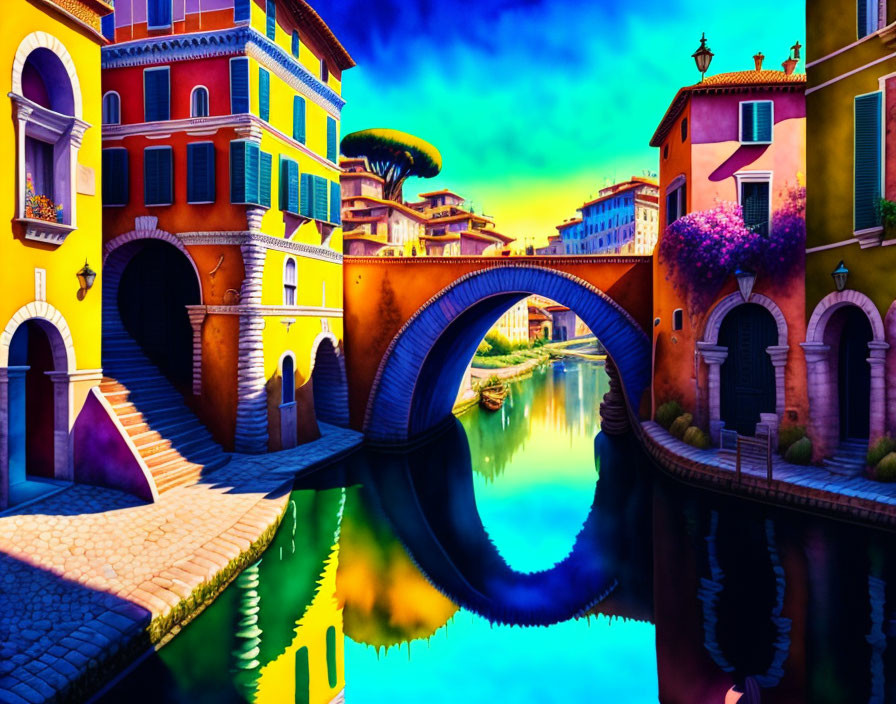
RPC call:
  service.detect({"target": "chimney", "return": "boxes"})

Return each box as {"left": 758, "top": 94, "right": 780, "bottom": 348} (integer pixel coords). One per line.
{"left": 753, "top": 52, "right": 764, "bottom": 71}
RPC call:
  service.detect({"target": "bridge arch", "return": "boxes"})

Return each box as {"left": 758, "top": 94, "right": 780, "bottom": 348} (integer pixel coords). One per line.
{"left": 364, "top": 265, "right": 651, "bottom": 443}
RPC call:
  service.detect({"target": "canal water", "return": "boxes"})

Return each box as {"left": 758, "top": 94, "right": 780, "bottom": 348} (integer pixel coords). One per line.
{"left": 97, "top": 359, "right": 896, "bottom": 704}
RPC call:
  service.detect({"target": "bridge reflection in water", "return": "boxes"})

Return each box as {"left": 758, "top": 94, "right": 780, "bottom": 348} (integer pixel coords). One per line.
{"left": 98, "top": 359, "right": 896, "bottom": 704}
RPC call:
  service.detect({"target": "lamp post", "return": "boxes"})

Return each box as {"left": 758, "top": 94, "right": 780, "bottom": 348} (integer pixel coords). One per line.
{"left": 831, "top": 261, "right": 849, "bottom": 292}
{"left": 734, "top": 268, "right": 756, "bottom": 302}
{"left": 76, "top": 260, "right": 96, "bottom": 297}
{"left": 692, "top": 33, "right": 714, "bottom": 82}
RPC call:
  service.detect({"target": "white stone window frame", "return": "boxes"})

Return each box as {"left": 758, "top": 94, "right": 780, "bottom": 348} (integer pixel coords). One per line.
{"left": 283, "top": 256, "right": 297, "bottom": 305}
{"left": 190, "top": 85, "right": 210, "bottom": 118}
{"left": 735, "top": 170, "right": 773, "bottom": 236}
{"left": 10, "top": 32, "right": 88, "bottom": 246}
{"left": 102, "top": 90, "right": 121, "bottom": 125}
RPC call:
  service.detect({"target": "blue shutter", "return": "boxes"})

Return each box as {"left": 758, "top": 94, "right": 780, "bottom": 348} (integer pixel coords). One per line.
{"left": 855, "top": 92, "right": 882, "bottom": 231}
{"left": 187, "top": 143, "right": 215, "bottom": 203}
{"left": 260, "top": 151, "right": 272, "bottom": 208}
{"left": 755, "top": 102, "right": 772, "bottom": 142}
{"left": 230, "top": 58, "right": 250, "bottom": 114}
{"left": 313, "top": 175, "right": 328, "bottom": 220}
{"left": 101, "top": 12, "right": 115, "bottom": 41}
{"left": 144, "top": 67, "right": 170, "bottom": 122}
{"left": 230, "top": 141, "right": 246, "bottom": 203}
{"left": 234, "top": 0, "right": 250, "bottom": 22}
{"left": 330, "top": 181, "right": 341, "bottom": 224}
{"left": 266, "top": 0, "right": 276, "bottom": 40}
{"left": 258, "top": 68, "right": 270, "bottom": 122}
{"left": 144, "top": 147, "right": 172, "bottom": 206}
{"left": 102, "top": 149, "right": 129, "bottom": 206}
{"left": 858, "top": 0, "right": 870, "bottom": 38}
{"left": 148, "top": 0, "right": 172, "bottom": 28}
{"left": 245, "top": 142, "right": 260, "bottom": 205}
{"left": 326, "top": 117, "right": 337, "bottom": 162}
{"left": 741, "top": 102, "right": 755, "bottom": 142}
{"left": 300, "top": 173, "right": 312, "bottom": 217}
{"left": 292, "top": 30, "right": 300, "bottom": 57}
{"left": 293, "top": 96, "right": 306, "bottom": 143}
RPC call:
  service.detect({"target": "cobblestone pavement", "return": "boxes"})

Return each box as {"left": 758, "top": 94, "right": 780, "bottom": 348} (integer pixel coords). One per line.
{"left": 641, "top": 421, "right": 896, "bottom": 525}
{"left": 0, "top": 424, "right": 362, "bottom": 704}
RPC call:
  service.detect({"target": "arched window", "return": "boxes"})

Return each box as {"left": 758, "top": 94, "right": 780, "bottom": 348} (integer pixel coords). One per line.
{"left": 102, "top": 91, "right": 120, "bottom": 125}
{"left": 281, "top": 354, "right": 295, "bottom": 404}
{"left": 283, "top": 257, "right": 297, "bottom": 305}
{"left": 191, "top": 86, "right": 209, "bottom": 118}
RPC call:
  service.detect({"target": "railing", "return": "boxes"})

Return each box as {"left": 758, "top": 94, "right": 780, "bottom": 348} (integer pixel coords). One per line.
{"left": 734, "top": 432, "right": 773, "bottom": 484}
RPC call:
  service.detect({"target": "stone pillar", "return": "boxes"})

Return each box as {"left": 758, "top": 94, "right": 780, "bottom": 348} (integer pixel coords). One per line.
{"left": 696, "top": 342, "right": 728, "bottom": 445}
{"left": 186, "top": 306, "right": 207, "bottom": 396}
{"left": 239, "top": 241, "right": 265, "bottom": 305}
{"left": 868, "top": 340, "right": 889, "bottom": 443}
{"left": 766, "top": 345, "right": 789, "bottom": 420}
{"left": 45, "top": 371, "right": 73, "bottom": 482}
{"left": 801, "top": 342, "right": 832, "bottom": 459}
{"left": 599, "top": 359, "right": 629, "bottom": 435}
{"left": 235, "top": 241, "right": 268, "bottom": 453}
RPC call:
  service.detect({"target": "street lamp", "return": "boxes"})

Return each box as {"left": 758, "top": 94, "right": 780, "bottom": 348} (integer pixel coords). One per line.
{"left": 692, "top": 33, "right": 714, "bottom": 82}
{"left": 831, "top": 261, "right": 849, "bottom": 292}
{"left": 76, "top": 259, "right": 96, "bottom": 296}
{"left": 734, "top": 267, "right": 756, "bottom": 302}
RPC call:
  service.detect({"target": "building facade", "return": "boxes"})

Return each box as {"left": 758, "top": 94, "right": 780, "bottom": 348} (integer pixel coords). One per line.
{"left": 99, "top": 0, "right": 354, "bottom": 494}
{"left": 579, "top": 178, "right": 659, "bottom": 255}
{"left": 650, "top": 61, "right": 808, "bottom": 445}
{"left": 804, "top": 1, "right": 896, "bottom": 459}
{"left": 0, "top": 0, "right": 112, "bottom": 508}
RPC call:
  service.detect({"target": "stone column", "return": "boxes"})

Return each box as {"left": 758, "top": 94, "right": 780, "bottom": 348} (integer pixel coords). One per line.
{"left": 801, "top": 342, "right": 832, "bottom": 459}
{"left": 235, "top": 241, "right": 268, "bottom": 453}
{"left": 186, "top": 306, "right": 207, "bottom": 396}
{"left": 599, "top": 359, "right": 629, "bottom": 435}
{"left": 696, "top": 342, "right": 728, "bottom": 445}
{"left": 766, "top": 345, "right": 789, "bottom": 420}
{"left": 45, "top": 371, "right": 73, "bottom": 482}
{"left": 868, "top": 340, "right": 889, "bottom": 443}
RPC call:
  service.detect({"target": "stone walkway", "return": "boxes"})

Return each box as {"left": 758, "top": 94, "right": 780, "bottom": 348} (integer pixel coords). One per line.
{"left": 0, "top": 424, "right": 362, "bottom": 704}
{"left": 640, "top": 421, "right": 896, "bottom": 527}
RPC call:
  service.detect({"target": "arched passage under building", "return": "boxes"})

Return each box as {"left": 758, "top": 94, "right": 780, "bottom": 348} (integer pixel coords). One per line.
{"left": 310, "top": 334, "right": 350, "bottom": 428}
{"left": 363, "top": 266, "right": 651, "bottom": 444}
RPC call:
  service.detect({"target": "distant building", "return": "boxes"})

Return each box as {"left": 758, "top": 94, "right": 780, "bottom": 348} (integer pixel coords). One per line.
{"left": 528, "top": 304, "right": 553, "bottom": 341}
{"left": 536, "top": 233, "right": 565, "bottom": 255}
{"left": 410, "top": 190, "right": 514, "bottom": 256}
{"left": 492, "top": 300, "right": 529, "bottom": 346}
{"left": 546, "top": 305, "right": 577, "bottom": 341}
{"left": 579, "top": 178, "right": 659, "bottom": 255}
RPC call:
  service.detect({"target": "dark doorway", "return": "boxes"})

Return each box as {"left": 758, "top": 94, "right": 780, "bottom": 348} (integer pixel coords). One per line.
{"left": 117, "top": 240, "right": 200, "bottom": 391}
{"left": 311, "top": 338, "right": 349, "bottom": 427}
{"left": 838, "top": 307, "right": 872, "bottom": 440}
{"left": 719, "top": 303, "right": 777, "bottom": 436}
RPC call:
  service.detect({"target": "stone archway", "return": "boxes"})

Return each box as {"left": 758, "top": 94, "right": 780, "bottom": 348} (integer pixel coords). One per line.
{"left": 802, "top": 290, "right": 887, "bottom": 457}
{"left": 697, "top": 292, "right": 789, "bottom": 444}
{"left": 309, "top": 333, "right": 349, "bottom": 428}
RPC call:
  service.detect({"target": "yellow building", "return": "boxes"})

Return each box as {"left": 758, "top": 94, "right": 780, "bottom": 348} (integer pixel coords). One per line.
{"left": 0, "top": 0, "right": 112, "bottom": 508}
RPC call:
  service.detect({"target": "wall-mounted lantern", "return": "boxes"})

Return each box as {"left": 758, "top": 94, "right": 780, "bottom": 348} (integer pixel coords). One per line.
{"left": 734, "top": 267, "right": 756, "bottom": 302}
{"left": 692, "top": 33, "right": 714, "bottom": 82}
{"left": 76, "top": 259, "right": 96, "bottom": 297}
{"left": 831, "top": 261, "right": 849, "bottom": 292}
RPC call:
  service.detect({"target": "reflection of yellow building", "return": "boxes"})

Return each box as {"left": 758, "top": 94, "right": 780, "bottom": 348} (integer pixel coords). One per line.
{"left": 492, "top": 300, "right": 529, "bottom": 346}
{"left": 0, "top": 0, "right": 112, "bottom": 508}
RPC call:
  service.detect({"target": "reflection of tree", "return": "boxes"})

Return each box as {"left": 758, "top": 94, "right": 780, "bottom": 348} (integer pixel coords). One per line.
{"left": 336, "top": 485, "right": 458, "bottom": 649}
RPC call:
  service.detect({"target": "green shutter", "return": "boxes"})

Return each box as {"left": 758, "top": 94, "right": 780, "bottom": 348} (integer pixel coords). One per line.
{"left": 279, "top": 157, "right": 299, "bottom": 213}
{"left": 293, "top": 96, "right": 306, "bottom": 143}
{"left": 300, "top": 173, "right": 313, "bottom": 217}
{"left": 258, "top": 68, "right": 270, "bottom": 122}
{"left": 755, "top": 102, "right": 772, "bottom": 142}
{"left": 266, "top": 0, "right": 276, "bottom": 39}
{"left": 187, "top": 143, "right": 215, "bottom": 203}
{"left": 330, "top": 181, "right": 341, "bottom": 224}
{"left": 260, "top": 151, "right": 272, "bottom": 208}
{"left": 326, "top": 116, "right": 337, "bottom": 162}
{"left": 102, "top": 149, "right": 129, "bottom": 206}
{"left": 230, "top": 141, "right": 246, "bottom": 203}
{"left": 313, "top": 175, "right": 328, "bottom": 220}
{"left": 855, "top": 92, "right": 882, "bottom": 231}
{"left": 245, "top": 142, "right": 260, "bottom": 205}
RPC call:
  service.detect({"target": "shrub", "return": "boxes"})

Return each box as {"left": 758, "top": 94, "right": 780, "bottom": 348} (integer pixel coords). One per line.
{"left": 874, "top": 452, "right": 896, "bottom": 482}
{"left": 784, "top": 436, "right": 812, "bottom": 465}
{"left": 683, "top": 426, "right": 710, "bottom": 449}
{"left": 476, "top": 339, "right": 492, "bottom": 355}
{"left": 483, "top": 331, "right": 513, "bottom": 356}
{"left": 777, "top": 424, "right": 806, "bottom": 454}
{"left": 656, "top": 401, "right": 684, "bottom": 429}
{"left": 867, "top": 436, "right": 896, "bottom": 468}
{"left": 669, "top": 413, "right": 693, "bottom": 440}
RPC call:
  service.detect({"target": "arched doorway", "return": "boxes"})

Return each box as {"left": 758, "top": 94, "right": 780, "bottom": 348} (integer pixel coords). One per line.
{"left": 113, "top": 240, "right": 200, "bottom": 392}
{"left": 311, "top": 337, "right": 349, "bottom": 428}
{"left": 718, "top": 304, "right": 777, "bottom": 436}
{"left": 835, "top": 307, "right": 872, "bottom": 441}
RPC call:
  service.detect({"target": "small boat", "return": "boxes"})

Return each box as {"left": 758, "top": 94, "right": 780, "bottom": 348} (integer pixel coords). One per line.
{"left": 479, "top": 383, "right": 508, "bottom": 411}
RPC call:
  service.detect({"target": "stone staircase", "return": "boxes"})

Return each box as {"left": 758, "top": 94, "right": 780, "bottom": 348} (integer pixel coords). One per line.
{"left": 100, "top": 321, "right": 230, "bottom": 496}
{"left": 823, "top": 439, "right": 868, "bottom": 477}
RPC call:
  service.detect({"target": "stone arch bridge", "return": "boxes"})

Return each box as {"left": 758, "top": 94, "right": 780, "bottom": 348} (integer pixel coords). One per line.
{"left": 343, "top": 256, "right": 654, "bottom": 444}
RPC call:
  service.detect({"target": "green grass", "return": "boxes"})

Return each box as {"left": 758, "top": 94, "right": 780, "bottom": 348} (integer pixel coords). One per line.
{"left": 471, "top": 349, "right": 548, "bottom": 368}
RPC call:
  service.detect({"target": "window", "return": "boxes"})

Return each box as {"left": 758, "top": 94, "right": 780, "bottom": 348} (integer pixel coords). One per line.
{"left": 190, "top": 86, "right": 209, "bottom": 117}
{"left": 266, "top": 0, "right": 276, "bottom": 40}
{"left": 320, "top": 58, "right": 329, "bottom": 83}
{"left": 739, "top": 177, "right": 771, "bottom": 236}
{"left": 258, "top": 68, "right": 270, "bottom": 122}
{"left": 326, "top": 116, "right": 337, "bottom": 162}
{"left": 283, "top": 258, "right": 297, "bottom": 306}
{"left": 144, "top": 146, "right": 173, "bottom": 206}
{"left": 292, "top": 30, "right": 300, "bottom": 57}
{"left": 666, "top": 180, "right": 686, "bottom": 225}
{"left": 740, "top": 101, "right": 773, "bottom": 144}
{"left": 330, "top": 181, "right": 341, "bottom": 224}
{"left": 187, "top": 142, "right": 215, "bottom": 203}
{"left": 101, "top": 13, "right": 115, "bottom": 41}
{"left": 260, "top": 151, "right": 272, "bottom": 208}
{"left": 102, "top": 92, "right": 120, "bottom": 125}
{"left": 143, "top": 67, "right": 170, "bottom": 122}
{"left": 102, "top": 148, "right": 129, "bottom": 206}
{"left": 326, "top": 626, "right": 337, "bottom": 688}
{"left": 279, "top": 156, "right": 300, "bottom": 213}
{"left": 230, "top": 57, "right": 249, "bottom": 114}
{"left": 234, "top": 0, "right": 250, "bottom": 22}
{"left": 293, "top": 95, "right": 306, "bottom": 143}
{"left": 680, "top": 117, "right": 688, "bottom": 142}
{"left": 230, "top": 140, "right": 271, "bottom": 208}
{"left": 672, "top": 309, "right": 683, "bottom": 331}
{"left": 300, "top": 173, "right": 329, "bottom": 220}
{"left": 858, "top": 0, "right": 880, "bottom": 38}
{"left": 147, "top": 0, "right": 172, "bottom": 29}
{"left": 281, "top": 354, "right": 295, "bottom": 404}
{"left": 855, "top": 91, "right": 882, "bottom": 231}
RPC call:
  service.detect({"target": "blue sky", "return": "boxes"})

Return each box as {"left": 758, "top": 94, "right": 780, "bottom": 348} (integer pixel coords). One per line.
{"left": 315, "top": 0, "right": 805, "bottom": 243}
